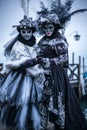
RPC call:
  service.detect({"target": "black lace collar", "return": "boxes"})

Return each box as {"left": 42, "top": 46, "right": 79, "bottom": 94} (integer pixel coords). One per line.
{"left": 18, "top": 34, "right": 36, "bottom": 46}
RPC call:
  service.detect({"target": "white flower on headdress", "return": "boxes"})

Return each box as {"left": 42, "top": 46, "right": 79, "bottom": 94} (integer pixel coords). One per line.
{"left": 46, "top": 13, "right": 60, "bottom": 25}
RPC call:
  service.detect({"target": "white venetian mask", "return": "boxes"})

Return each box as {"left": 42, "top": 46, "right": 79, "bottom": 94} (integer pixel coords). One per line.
{"left": 21, "top": 29, "right": 33, "bottom": 40}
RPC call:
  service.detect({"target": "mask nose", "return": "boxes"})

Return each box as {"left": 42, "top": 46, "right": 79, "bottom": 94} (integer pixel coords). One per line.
{"left": 47, "top": 28, "right": 50, "bottom": 32}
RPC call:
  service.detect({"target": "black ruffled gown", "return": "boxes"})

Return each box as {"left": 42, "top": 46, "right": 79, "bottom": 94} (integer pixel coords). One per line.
{"left": 37, "top": 31, "right": 87, "bottom": 130}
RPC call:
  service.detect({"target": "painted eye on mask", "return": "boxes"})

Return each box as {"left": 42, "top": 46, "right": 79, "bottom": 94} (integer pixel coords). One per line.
{"left": 44, "top": 26, "right": 54, "bottom": 30}
{"left": 21, "top": 30, "right": 32, "bottom": 34}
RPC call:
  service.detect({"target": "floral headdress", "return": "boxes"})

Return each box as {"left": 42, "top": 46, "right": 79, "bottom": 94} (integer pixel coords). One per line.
{"left": 37, "top": 0, "right": 87, "bottom": 30}
{"left": 13, "top": 15, "right": 36, "bottom": 33}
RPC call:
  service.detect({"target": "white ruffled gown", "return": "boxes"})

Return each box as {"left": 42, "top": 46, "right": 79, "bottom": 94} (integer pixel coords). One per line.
{"left": 0, "top": 40, "right": 45, "bottom": 130}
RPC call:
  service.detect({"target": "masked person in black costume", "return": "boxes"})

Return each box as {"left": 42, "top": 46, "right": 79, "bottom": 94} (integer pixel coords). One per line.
{"left": 36, "top": 12, "right": 87, "bottom": 130}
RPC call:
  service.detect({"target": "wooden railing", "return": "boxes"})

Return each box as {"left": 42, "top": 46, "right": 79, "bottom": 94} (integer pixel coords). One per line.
{"left": 68, "top": 63, "right": 81, "bottom": 99}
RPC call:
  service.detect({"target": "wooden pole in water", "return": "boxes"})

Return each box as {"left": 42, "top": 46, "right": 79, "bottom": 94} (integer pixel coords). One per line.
{"left": 72, "top": 52, "right": 74, "bottom": 64}
{"left": 83, "top": 57, "right": 85, "bottom": 74}
{"left": 78, "top": 56, "right": 81, "bottom": 99}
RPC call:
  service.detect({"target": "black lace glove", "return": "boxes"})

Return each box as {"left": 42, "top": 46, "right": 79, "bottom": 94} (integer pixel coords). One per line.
{"left": 20, "top": 57, "right": 50, "bottom": 69}
{"left": 21, "top": 58, "right": 38, "bottom": 68}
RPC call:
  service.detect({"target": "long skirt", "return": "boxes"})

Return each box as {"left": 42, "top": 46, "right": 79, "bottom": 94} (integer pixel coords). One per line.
{"left": 40, "top": 63, "right": 87, "bottom": 130}
{"left": 0, "top": 69, "right": 45, "bottom": 130}
{"left": 49, "top": 63, "right": 87, "bottom": 130}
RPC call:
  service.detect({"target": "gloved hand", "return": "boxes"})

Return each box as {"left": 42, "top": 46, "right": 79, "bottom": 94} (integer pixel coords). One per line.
{"left": 37, "top": 57, "right": 50, "bottom": 68}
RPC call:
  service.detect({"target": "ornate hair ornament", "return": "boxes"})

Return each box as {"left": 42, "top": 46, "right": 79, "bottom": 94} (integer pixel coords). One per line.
{"left": 13, "top": 0, "right": 36, "bottom": 33}
{"left": 13, "top": 15, "right": 36, "bottom": 33}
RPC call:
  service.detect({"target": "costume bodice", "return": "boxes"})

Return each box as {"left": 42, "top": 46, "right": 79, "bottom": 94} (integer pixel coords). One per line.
{"left": 38, "top": 32, "right": 69, "bottom": 67}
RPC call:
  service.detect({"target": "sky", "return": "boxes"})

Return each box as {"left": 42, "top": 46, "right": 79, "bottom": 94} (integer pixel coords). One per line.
{"left": 0, "top": 0, "right": 87, "bottom": 71}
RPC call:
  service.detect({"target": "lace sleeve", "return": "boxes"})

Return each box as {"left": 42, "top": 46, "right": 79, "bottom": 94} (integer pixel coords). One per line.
{"left": 3, "top": 41, "right": 30, "bottom": 70}
{"left": 51, "top": 39, "right": 69, "bottom": 66}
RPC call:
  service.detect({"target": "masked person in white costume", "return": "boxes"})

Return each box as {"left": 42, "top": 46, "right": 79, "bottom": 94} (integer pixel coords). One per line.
{"left": 0, "top": 15, "right": 45, "bottom": 130}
